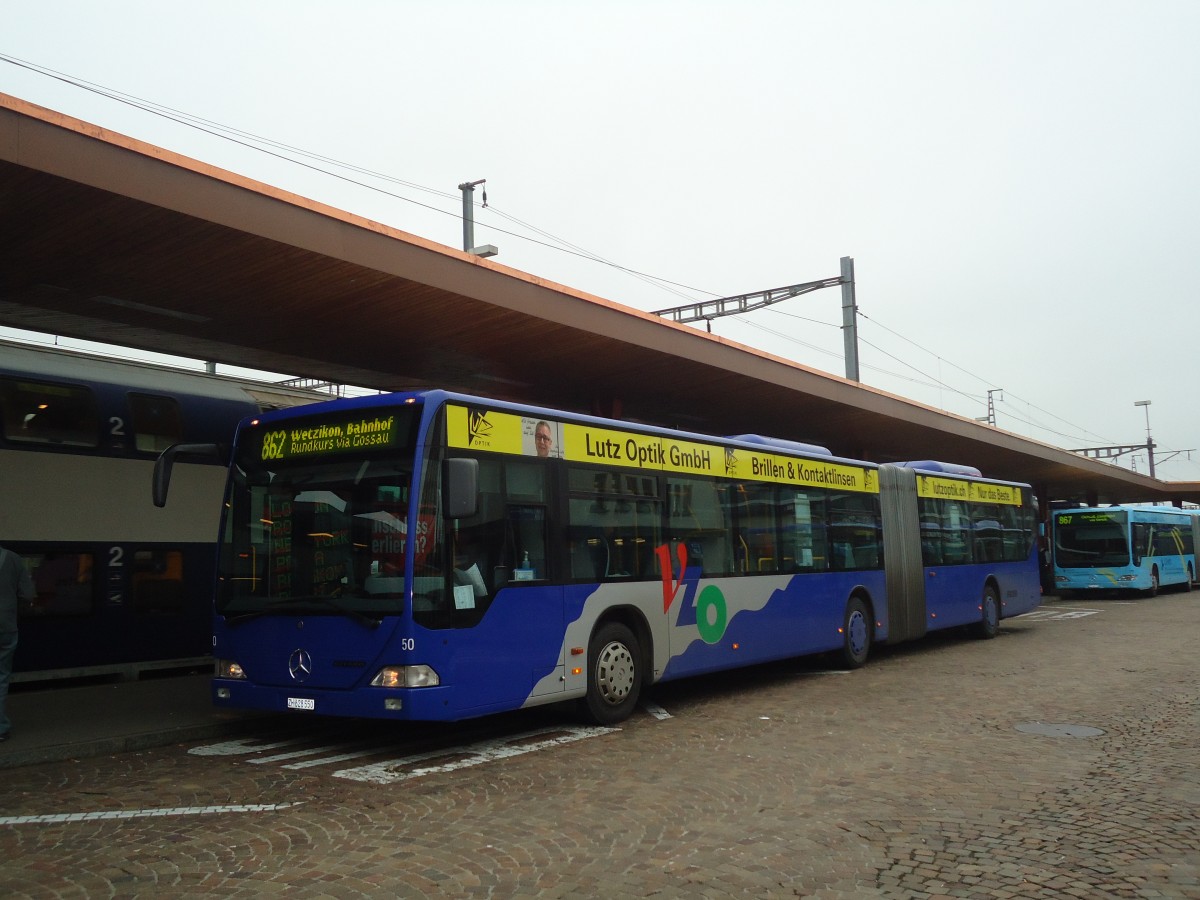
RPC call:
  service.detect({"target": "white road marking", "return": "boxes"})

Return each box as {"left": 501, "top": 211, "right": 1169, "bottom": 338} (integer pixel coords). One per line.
{"left": 283, "top": 744, "right": 407, "bottom": 770}
{"left": 333, "top": 725, "right": 616, "bottom": 784}
{"left": 0, "top": 803, "right": 301, "bottom": 826}
{"left": 248, "top": 739, "right": 388, "bottom": 766}
{"left": 1022, "top": 607, "right": 1102, "bottom": 620}
{"left": 642, "top": 702, "right": 672, "bottom": 720}
{"left": 189, "top": 734, "right": 327, "bottom": 757}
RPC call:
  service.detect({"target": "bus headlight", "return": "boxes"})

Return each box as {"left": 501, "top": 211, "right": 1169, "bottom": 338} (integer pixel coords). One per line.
{"left": 371, "top": 665, "right": 440, "bottom": 688}
{"left": 215, "top": 659, "right": 246, "bottom": 680}
{"left": 1117, "top": 574, "right": 1137, "bottom": 582}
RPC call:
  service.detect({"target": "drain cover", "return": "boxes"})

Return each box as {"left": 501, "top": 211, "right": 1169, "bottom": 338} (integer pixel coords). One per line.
{"left": 1015, "top": 722, "right": 1105, "bottom": 738}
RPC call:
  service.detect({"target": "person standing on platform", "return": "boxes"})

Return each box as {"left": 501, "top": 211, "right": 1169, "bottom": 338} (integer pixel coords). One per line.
{"left": 0, "top": 544, "right": 35, "bottom": 742}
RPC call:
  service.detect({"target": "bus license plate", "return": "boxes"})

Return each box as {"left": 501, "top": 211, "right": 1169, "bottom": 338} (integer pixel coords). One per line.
{"left": 287, "top": 697, "right": 315, "bottom": 711}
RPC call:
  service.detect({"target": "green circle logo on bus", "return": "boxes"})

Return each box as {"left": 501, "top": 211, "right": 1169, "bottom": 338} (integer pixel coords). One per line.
{"left": 695, "top": 585, "right": 729, "bottom": 644}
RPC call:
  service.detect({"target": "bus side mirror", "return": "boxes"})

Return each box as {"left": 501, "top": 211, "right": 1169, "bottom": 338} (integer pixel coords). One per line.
{"left": 444, "top": 457, "right": 479, "bottom": 519}
{"left": 153, "top": 442, "right": 223, "bottom": 508}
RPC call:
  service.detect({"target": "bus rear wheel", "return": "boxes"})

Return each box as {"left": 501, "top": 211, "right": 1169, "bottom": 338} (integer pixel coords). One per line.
{"left": 839, "top": 596, "right": 872, "bottom": 669}
{"left": 976, "top": 584, "right": 1000, "bottom": 639}
{"left": 581, "top": 622, "right": 642, "bottom": 725}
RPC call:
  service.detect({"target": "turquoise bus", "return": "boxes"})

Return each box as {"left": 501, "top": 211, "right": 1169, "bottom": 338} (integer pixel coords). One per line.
{"left": 154, "top": 390, "right": 1041, "bottom": 724}
{"left": 1053, "top": 505, "right": 1199, "bottom": 597}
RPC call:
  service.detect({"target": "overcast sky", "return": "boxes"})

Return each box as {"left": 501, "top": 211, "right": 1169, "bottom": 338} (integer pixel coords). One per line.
{"left": 4, "top": 1, "right": 1199, "bottom": 479}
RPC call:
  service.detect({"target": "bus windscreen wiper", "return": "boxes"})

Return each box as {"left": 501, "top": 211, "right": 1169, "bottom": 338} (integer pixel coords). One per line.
{"left": 225, "top": 596, "right": 382, "bottom": 628}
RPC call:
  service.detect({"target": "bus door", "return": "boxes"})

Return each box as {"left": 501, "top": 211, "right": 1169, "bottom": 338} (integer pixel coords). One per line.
{"left": 433, "top": 457, "right": 565, "bottom": 714}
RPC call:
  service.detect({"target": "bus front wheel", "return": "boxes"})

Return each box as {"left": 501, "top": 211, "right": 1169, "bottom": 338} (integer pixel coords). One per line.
{"left": 840, "top": 596, "right": 872, "bottom": 669}
{"left": 1147, "top": 568, "right": 1159, "bottom": 598}
{"left": 581, "top": 622, "right": 642, "bottom": 725}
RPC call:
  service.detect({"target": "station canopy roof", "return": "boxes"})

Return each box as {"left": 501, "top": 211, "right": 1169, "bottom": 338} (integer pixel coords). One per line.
{"left": 2, "top": 92, "right": 1196, "bottom": 506}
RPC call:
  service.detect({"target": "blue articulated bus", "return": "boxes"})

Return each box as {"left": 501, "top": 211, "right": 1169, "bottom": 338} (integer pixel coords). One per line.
{"left": 0, "top": 340, "right": 323, "bottom": 681}
{"left": 1053, "top": 505, "right": 1198, "bottom": 597}
{"left": 154, "top": 390, "right": 1041, "bottom": 724}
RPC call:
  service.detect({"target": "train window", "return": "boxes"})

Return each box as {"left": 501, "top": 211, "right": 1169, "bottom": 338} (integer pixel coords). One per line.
{"left": 23, "top": 552, "right": 95, "bottom": 618}
{"left": 129, "top": 393, "right": 183, "bottom": 453}
{"left": 132, "top": 550, "right": 185, "bottom": 614}
{"left": 0, "top": 377, "right": 99, "bottom": 447}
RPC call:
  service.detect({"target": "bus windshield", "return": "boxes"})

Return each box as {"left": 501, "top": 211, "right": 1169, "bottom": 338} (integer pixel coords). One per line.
{"left": 217, "top": 407, "right": 419, "bottom": 621}
{"left": 1055, "top": 511, "right": 1130, "bottom": 568}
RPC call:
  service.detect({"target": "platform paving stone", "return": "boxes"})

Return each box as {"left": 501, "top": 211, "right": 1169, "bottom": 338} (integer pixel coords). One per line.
{"left": 0, "top": 594, "right": 1198, "bottom": 897}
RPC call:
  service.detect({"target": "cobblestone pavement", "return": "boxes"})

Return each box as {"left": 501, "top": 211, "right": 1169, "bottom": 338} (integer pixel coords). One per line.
{"left": 0, "top": 593, "right": 1197, "bottom": 898}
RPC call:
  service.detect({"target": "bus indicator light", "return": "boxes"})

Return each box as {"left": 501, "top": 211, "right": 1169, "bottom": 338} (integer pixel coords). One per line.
{"left": 216, "top": 659, "right": 246, "bottom": 680}
{"left": 371, "top": 665, "right": 440, "bottom": 688}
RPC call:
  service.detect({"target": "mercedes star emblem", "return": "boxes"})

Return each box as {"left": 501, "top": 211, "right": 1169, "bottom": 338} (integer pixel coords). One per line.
{"left": 288, "top": 648, "right": 313, "bottom": 683}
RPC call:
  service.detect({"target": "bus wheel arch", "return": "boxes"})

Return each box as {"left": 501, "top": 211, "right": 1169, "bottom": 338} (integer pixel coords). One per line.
{"left": 976, "top": 578, "right": 1001, "bottom": 640}
{"left": 839, "top": 591, "right": 874, "bottom": 669}
{"left": 580, "top": 612, "right": 648, "bottom": 725}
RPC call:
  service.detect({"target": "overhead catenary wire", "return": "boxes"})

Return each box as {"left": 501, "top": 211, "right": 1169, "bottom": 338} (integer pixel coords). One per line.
{"left": 3, "top": 51, "right": 1182, "bottom": 469}
{"left": 0, "top": 52, "right": 720, "bottom": 304}
{"left": 849, "top": 310, "right": 1122, "bottom": 447}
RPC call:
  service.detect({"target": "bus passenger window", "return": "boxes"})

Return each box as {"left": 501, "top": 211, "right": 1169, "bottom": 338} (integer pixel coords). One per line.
{"left": 917, "top": 497, "right": 954, "bottom": 566}
{"left": 828, "top": 492, "right": 881, "bottom": 571}
{"left": 941, "top": 500, "right": 973, "bottom": 565}
{"left": 997, "top": 505, "right": 1024, "bottom": 562}
{"left": 972, "top": 505, "right": 1004, "bottom": 562}
{"left": 667, "top": 477, "right": 733, "bottom": 577}
{"left": 733, "top": 482, "right": 777, "bottom": 574}
{"left": 567, "top": 467, "right": 661, "bottom": 581}
{"left": 781, "top": 489, "right": 826, "bottom": 573}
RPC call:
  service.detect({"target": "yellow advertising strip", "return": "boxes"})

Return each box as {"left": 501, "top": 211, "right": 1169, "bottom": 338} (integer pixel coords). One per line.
{"left": 916, "top": 475, "right": 1022, "bottom": 506}
{"left": 561, "top": 422, "right": 876, "bottom": 492}
{"left": 732, "top": 447, "right": 877, "bottom": 493}
{"left": 970, "top": 481, "right": 1022, "bottom": 506}
{"left": 561, "top": 422, "right": 721, "bottom": 477}
{"left": 446, "top": 406, "right": 878, "bottom": 493}
{"left": 446, "top": 405, "right": 525, "bottom": 454}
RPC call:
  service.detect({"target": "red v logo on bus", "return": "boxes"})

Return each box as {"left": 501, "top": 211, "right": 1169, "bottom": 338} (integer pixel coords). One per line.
{"left": 655, "top": 542, "right": 690, "bottom": 614}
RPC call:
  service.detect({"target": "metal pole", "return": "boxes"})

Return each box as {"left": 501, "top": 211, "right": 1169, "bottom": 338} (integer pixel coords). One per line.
{"left": 1135, "top": 400, "right": 1155, "bottom": 478}
{"left": 840, "top": 256, "right": 859, "bottom": 382}
{"left": 458, "top": 182, "right": 476, "bottom": 252}
{"left": 985, "top": 389, "right": 1003, "bottom": 427}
